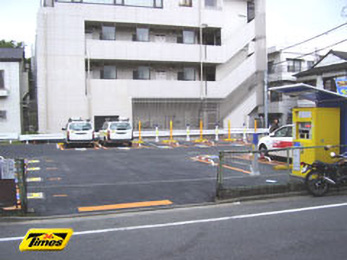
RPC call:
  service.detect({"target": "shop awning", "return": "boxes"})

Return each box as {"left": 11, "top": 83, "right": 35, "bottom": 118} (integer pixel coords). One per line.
{"left": 270, "top": 83, "right": 347, "bottom": 105}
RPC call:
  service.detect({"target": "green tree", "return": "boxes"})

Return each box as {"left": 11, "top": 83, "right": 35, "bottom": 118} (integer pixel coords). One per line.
{"left": 0, "top": 40, "right": 25, "bottom": 48}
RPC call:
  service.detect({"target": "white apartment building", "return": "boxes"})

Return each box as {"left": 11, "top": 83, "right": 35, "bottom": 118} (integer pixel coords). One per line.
{"left": 267, "top": 47, "right": 318, "bottom": 125}
{"left": 36, "top": 0, "right": 266, "bottom": 132}
{"left": 0, "top": 48, "right": 28, "bottom": 134}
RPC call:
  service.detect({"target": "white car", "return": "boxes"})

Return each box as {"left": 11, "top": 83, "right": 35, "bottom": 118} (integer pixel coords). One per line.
{"left": 62, "top": 118, "right": 94, "bottom": 146}
{"left": 258, "top": 124, "right": 293, "bottom": 158}
{"left": 99, "top": 120, "right": 133, "bottom": 146}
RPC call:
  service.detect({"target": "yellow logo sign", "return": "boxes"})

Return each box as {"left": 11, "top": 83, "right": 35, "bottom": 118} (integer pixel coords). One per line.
{"left": 19, "top": 229, "right": 73, "bottom": 251}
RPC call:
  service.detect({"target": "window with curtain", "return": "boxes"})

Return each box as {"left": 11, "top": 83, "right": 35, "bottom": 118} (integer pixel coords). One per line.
{"left": 101, "top": 25, "right": 116, "bottom": 40}
{"left": 102, "top": 65, "right": 117, "bottom": 79}
{"left": 136, "top": 28, "right": 149, "bottom": 42}
{"left": 183, "top": 30, "right": 195, "bottom": 44}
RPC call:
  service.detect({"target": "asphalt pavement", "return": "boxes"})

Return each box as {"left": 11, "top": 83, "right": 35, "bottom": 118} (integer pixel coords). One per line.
{"left": 1, "top": 141, "right": 259, "bottom": 216}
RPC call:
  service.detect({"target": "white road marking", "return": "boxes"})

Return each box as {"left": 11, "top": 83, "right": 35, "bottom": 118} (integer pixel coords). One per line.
{"left": 1, "top": 202, "right": 347, "bottom": 243}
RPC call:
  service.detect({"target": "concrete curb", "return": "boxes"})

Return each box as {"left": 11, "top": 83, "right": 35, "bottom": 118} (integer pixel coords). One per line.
{"left": 216, "top": 182, "right": 347, "bottom": 203}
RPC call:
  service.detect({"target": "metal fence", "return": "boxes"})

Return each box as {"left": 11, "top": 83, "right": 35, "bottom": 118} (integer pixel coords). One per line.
{"left": 216, "top": 145, "right": 347, "bottom": 200}
{"left": 0, "top": 158, "right": 27, "bottom": 215}
{"left": 0, "top": 128, "right": 269, "bottom": 143}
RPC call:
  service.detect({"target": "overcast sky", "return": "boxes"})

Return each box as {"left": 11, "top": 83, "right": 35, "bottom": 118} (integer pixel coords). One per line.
{"left": 0, "top": 0, "right": 346, "bottom": 57}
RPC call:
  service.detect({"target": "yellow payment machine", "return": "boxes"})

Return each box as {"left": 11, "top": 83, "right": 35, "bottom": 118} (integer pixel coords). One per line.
{"left": 292, "top": 107, "right": 340, "bottom": 177}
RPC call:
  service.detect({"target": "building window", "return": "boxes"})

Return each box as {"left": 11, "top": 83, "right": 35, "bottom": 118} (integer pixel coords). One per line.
{"left": 267, "top": 61, "right": 275, "bottom": 74}
{"left": 135, "top": 28, "right": 149, "bottom": 42}
{"left": 58, "top": 0, "right": 163, "bottom": 8}
{"left": 183, "top": 30, "right": 195, "bottom": 44}
{"left": 307, "top": 61, "right": 314, "bottom": 69}
{"left": 270, "top": 91, "right": 282, "bottom": 102}
{"left": 154, "top": 0, "right": 163, "bottom": 8}
{"left": 205, "top": 0, "right": 217, "bottom": 7}
{"left": 178, "top": 67, "right": 196, "bottom": 81}
{"left": 134, "top": 66, "right": 150, "bottom": 80}
{"left": 202, "top": 28, "right": 221, "bottom": 46}
{"left": 102, "top": 65, "right": 117, "bottom": 79}
{"left": 179, "top": 0, "right": 192, "bottom": 7}
{"left": 247, "top": 1, "right": 255, "bottom": 22}
{"left": 324, "top": 78, "right": 337, "bottom": 92}
{"left": 124, "top": 0, "right": 156, "bottom": 7}
{"left": 83, "top": 0, "right": 113, "bottom": 4}
{"left": 204, "top": 67, "right": 216, "bottom": 81}
{"left": 287, "top": 59, "right": 302, "bottom": 72}
{"left": 0, "top": 110, "right": 7, "bottom": 120}
{"left": 0, "top": 71, "right": 4, "bottom": 89}
{"left": 101, "top": 25, "right": 116, "bottom": 40}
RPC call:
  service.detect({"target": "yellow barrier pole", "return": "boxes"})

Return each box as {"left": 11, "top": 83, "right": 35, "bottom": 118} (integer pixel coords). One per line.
{"left": 254, "top": 119, "right": 257, "bottom": 133}
{"left": 170, "top": 120, "right": 173, "bottom": 141}
{"left": 163, "top": 120, "right": 177, "bottom": 144}
{"left": 200, "top": 119, "right": 203, "bottom": 140}
{"left": 224, "top": 119, "right": 234, "bottom": 142}
{"left": 139, "top": 120, "right": 142, "bottom": 142}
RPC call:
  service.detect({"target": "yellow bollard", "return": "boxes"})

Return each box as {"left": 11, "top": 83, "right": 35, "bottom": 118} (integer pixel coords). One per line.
{"left": 139, "top": 120, "right": 142, "bottom": 142}
{"left": 200, "top": 119, "right": 203, "bottom": 140}
{"left": 224, "top": 119, "right": 235, "bottom": 142}
{"left": 170, "top": 120, "right": 173, "bottom": 141}
{"left": 163, "top": 119, "right": 177, "bottom": 144}
{"left": 133, "top": 120, "right": 144, "bottom": 144}
{"left": 254, "top": 119, "right": 257, "bottom": 133}
{"left": 194, "top": 119, "right": 208, "bottom": 143}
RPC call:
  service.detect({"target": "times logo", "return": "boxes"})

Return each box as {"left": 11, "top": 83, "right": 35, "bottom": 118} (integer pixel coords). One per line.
{"left": 19, "top": 229, "right": 73, "bottom": 251}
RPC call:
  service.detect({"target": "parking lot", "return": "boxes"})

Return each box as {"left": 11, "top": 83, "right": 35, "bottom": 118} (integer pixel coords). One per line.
{"left": 0, "top": 140, "right": 287, "bottom": 216}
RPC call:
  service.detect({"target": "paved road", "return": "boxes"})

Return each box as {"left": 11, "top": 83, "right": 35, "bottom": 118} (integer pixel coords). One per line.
{"left": 1, "top": 194, "right": 347, "bottom": 259}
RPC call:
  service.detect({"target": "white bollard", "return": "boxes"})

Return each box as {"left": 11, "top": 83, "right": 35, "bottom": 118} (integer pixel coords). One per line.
{"left": 155, "top": 126, "right": 159, "bottom": 143}
{"left": 186, "top": 125, "right": 190, "bottom": 142}
{"left": 215, "top": 125, "right": 219, "bottom": 142}
{"left": 243, "top": 127, "right": 247, "bottom": 143}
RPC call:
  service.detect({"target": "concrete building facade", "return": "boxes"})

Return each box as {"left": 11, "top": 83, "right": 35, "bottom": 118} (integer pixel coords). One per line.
{"left": 266, "top": 47, "right": 318, "bottom": 125}
{"left": 36, "top": 0, "right": 266, "bottom": 132}
{"left": 0, "top": 48, "right": 28, "bottom": 134}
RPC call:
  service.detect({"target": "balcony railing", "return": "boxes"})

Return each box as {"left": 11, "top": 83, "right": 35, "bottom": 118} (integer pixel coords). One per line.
{"left": 56, "top": 0, "right": 163, "bottom": 9}
{"left": 86, "top": 39, "right": 223, "bottom": 63}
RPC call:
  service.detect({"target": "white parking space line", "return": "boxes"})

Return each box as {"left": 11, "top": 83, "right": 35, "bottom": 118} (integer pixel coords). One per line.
{"left": 1, "top": 202, "right": 347, "bottom": 243}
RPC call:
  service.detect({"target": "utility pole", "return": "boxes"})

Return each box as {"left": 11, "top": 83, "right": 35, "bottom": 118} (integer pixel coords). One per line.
{"left": 264, "top": 70, "right": 268, "bottom": 128}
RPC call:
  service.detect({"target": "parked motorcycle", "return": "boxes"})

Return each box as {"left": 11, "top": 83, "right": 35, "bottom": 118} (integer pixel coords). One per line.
{"left": 302, "top": 151, "right": 347, "bottom": 196}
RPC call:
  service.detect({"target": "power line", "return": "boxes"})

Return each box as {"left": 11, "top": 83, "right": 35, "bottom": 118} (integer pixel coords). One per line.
{"left": 295, "top": 39, "right": 347, "bottom": 59}
{"left": 272, "top": 38, "right": 347, "bottom": 67}
{"left": 278, "top": 22, "right": 347, "bottom": 52}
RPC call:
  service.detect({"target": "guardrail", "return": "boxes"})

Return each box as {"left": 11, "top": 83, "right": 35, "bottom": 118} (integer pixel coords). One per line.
{"left": 0, "top": 128, "right": 269, "bottom": 143}
{"left": 134, "top": 128, "right": 269, "bottom": 138}
{"left": 19, "top": 133, "right": 65, "bottom": 142}
{"left": 0, "top": 133, "right": 19, "bottom": 141}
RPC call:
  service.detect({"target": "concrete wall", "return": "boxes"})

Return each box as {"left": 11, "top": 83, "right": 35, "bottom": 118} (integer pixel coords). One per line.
{"left": 0, "top": 62, "right": 22, "bottom": 134}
